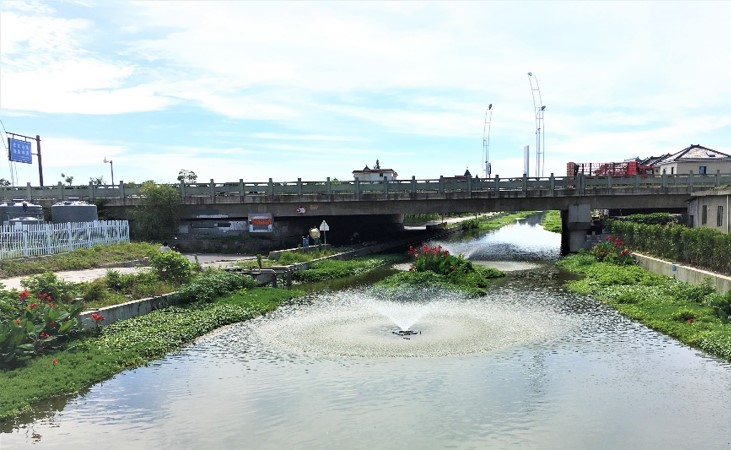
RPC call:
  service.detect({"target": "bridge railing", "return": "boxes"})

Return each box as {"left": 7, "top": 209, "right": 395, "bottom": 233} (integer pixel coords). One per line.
{"left": 4, "top": 171, "right": 731, "bottom": 204}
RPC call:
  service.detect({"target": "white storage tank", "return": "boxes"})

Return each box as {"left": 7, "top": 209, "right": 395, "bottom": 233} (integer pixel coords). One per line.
{"left": 51, "top": 200, "right": 98, "bottom": 223}
{"left": 0, "top": 200, "right": 44, "bottom": 226}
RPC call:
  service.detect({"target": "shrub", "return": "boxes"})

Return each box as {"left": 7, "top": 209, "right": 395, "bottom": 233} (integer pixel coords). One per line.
{"left": 0, "top": 289, "right": 83, "bottom": 368}
{"left": 591, "top": 235, "right": 634, "bottom": 265}
{"left": 20, "top": 272, "right": 76, "bottom": 303}
{"left": 81, "top": 279, "right": 110, "bottom": 304}
{"left": 148, "top": 250, "right": 193, "bottom": 284}
{"left": 408, "top": 244, "right": 473, "bottom": 275}
{"left": 174, "top": 269, "right": 256, "bottom": 304}
{"left": 105, "top": 269, "right": 125, "bottom": 291}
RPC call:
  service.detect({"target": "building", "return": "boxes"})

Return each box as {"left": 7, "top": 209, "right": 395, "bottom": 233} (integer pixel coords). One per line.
{"left": 651, "top": 144, "right": 731, "bottom": 175}
{"left": 352, "top": 160, "right": 398, "bottom": 182}
{"left": 688, "top": 190, "right": 731, "bottom": 232}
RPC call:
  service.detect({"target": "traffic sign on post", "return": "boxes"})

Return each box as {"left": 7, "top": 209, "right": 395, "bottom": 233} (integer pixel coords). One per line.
{"left": 319, "top": 220, "right": 329, "bottom": 245}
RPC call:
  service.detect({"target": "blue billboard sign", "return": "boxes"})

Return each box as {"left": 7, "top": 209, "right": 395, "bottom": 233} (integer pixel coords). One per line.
{"left": 8, "top": 138, "right": 32, "bottom": 164}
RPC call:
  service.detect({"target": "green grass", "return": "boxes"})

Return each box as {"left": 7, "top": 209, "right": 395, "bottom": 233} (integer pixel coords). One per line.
{"left": 541, "top": 210, "right": 562, "bottom": 233}
{"left": 0, "top": 242, "right": 158, "bottom": 278}
{"left": 0, "top": 287, "right": 304, "bottom": 422}
{"left": 557, "top": 253, "right": 731, "bottom": 362}
{"left": 293, "top": 255, "right": 404, "bottom": 282}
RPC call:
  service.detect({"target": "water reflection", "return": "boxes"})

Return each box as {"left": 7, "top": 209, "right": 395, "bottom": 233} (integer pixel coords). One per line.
{"left": 4, "top": 217, "right": 731, "bottom": 449}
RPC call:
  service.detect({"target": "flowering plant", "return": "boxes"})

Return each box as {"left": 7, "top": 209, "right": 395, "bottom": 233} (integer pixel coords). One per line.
{"left": 592, "top": 235, "right": 635, "bottom": 265}
{"left": 1, "top": 287, "right": 83, "bottom": 368}
{"left": 407, "top": 244, "right": 473, "bottom": 276}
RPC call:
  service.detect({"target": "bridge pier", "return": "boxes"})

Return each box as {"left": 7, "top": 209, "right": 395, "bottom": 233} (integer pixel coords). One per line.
{"left": 561, "top": 203, "right": 592, "bottom": 254}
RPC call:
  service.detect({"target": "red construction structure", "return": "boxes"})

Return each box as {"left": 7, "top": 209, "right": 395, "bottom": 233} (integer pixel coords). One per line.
{"left": 567, "top": 161, "right": 655, "bottom": 177}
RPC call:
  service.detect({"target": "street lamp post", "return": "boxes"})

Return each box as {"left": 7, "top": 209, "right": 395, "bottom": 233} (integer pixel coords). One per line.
{"left": 528, "top": 72, "right": 546, "bottom": 177}
{"left": 482, "top": 104, "right": 493, "bottom": 178}
{"left": 104, "top": 157, "right": 114, "bottom": 186}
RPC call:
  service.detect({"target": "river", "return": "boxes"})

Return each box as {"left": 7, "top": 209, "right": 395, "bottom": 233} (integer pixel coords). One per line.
{"left": 3, "top": 216, "right": 731, "bottom": 449}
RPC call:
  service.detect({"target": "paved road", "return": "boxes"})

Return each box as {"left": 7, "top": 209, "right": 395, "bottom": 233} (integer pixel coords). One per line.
{"left": 0, "top": 254, "right": 255, "bottom": 291}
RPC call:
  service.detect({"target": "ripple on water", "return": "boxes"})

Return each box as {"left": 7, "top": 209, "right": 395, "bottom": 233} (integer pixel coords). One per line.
{"left": 246, "top": 287, "right": 579, "bottom": 359}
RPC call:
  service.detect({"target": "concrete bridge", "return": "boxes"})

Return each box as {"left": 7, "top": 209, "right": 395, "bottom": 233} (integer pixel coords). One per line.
{"left": 2, "top": 171, "right": 721, "bottom": 252}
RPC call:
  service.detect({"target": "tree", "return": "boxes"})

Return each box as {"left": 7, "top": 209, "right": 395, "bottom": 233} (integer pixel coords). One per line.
{"left": 60, "top": 173, "right": 74, "bottom": 186}
{"left": 131, "top": 181, "right": 181, "bottom": 241}
{"left": 89, "top": 176, "right": 106, "bottom": 186}
{"left": 0, "top": 178, "right": 10, "bottom": 188}
{"left": 177, "top": 169, "right": 198, "bottom": 183}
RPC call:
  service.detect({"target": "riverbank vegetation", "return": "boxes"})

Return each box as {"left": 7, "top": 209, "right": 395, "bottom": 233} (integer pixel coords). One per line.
{"left": 540, "top": 210, "right": 562, "bottom": 233}
{"left": 293, "top": 255, "right": 403, "bottom": 283}
{"left": 0, "top": 242, "right": 157, "bottom": 279}
{"left": 459, "top": 211, "right": 534, "bottom": 232}
{"left": 0, "top": 278, "right": 303, "bottom": 422}
{"left": 605, "top": 215, "right": 731, "bottom": 274}
{"left": 558, "top": 248, "right": 731, "bottom": 363}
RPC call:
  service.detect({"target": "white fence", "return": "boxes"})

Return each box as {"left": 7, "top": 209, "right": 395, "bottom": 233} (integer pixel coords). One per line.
{"left": 0, "top": 221, "right": 130, "bottom": 260}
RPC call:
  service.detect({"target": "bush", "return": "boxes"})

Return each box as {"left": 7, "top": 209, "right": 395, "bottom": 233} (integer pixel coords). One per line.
{"left": 148, "top": 250, "right": 193, "bottom": 284}
{"left": 618, "top": 213, "right": 679, "bottom": 226}
{"left": 20, "top": 272, "right": 76, "bottom": 303}
{"left": 591, "top": 235, "right": 634, "bottom": 265}
{"left": 174, "top": 269, "right": 256, "bottom": 304}
{"left": 0, "top": 289, "right": 83, "bottom": 368}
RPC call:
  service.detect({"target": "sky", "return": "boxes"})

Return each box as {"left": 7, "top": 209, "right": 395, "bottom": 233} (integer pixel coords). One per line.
{"left": 1, "top": 0, "right": 730, "bottom": 187}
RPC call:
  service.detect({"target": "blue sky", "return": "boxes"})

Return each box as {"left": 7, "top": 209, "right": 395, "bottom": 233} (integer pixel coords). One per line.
{"left": 1, "top": 0, "right": 730, "bottom": 186}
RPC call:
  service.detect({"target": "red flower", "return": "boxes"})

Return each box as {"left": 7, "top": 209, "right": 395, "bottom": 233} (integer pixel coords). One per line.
{"left": 91, "top": 313, "right": 105, "bottom": 323}
{"left": 38, "top": 331, "right": 50, "bottom": 339}
{"left": 52, "top": 358, "right": 58, "bottom": 365}
{"left": 29, "top": 302, "right": 38, "bottom": 310}
{"left": 14, "top": 318, "right": 21, "bottom": 325}
{"left": 19, "top": 290, "right": 30, "bottom": 300}
{"left": 48, "top": 302, "right": 54, "bottom": 309}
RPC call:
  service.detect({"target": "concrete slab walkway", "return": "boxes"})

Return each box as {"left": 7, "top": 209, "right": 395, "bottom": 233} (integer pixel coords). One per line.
{"left": 0, "top": 254, "right": 255, "bottom": 291}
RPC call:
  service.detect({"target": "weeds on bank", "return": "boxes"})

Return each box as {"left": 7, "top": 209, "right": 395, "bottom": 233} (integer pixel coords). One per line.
{"left": 0, "top": 242, "right": 158, "bottom": 278}
{"left": 293, "top": 255, "right": 403, "bottom": 282}
{"left": 558, "top": 252, "right": 731, "bottom": 362}
{"left": 541, "top": 210, "right": 562, "bottom": 233}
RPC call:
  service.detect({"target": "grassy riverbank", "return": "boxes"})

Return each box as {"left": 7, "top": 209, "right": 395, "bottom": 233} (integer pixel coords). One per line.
{"left": 541, "top": 210, "right": 562, "bottom": 233}
{"left": 0, "top": 243, "right": 157, "bottom": 279}
{"left": 558, "top": 252, "right": 731, "bottom": 362}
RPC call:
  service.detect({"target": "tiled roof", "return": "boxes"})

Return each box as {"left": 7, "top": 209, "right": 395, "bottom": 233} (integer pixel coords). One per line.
{"left": 662, "top": 144, "right": 731, "bottom": 163}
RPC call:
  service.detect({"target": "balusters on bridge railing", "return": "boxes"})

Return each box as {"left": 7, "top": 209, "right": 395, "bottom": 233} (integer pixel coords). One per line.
{"left": 549, "top": 173, "right": 555, "bottom": 196}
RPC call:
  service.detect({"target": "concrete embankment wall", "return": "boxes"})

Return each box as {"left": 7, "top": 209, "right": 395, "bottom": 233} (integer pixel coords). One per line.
{"left": 633, "top": 253, "right": 731, "bottom": 294}
{"left": 79, "top": 294, "right": 179, "bottom": 330}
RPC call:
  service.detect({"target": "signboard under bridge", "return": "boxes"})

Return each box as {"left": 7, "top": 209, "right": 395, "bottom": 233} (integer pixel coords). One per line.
{"left": 248, "top": 213, "right": 273, "bottom": 233}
